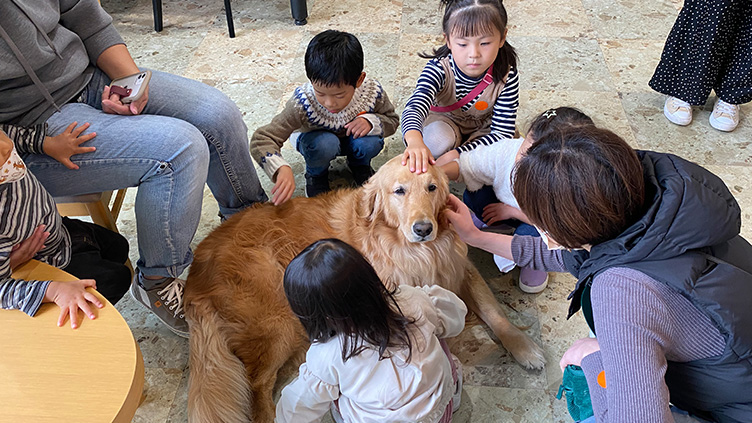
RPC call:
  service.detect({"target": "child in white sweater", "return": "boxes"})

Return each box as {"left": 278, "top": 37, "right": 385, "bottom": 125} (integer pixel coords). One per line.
{"left": 438, "top": 107, "right": 594, "bottom": 293}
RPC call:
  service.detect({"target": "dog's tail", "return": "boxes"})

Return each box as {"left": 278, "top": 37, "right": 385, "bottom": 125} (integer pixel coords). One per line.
{"left": 187, "top": 302, "right": 251, "bottom": 423}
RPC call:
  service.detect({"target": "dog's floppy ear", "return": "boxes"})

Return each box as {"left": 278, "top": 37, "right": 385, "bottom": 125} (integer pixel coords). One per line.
{"left": 358, "top": 178, "right": 383, "bottom": 222}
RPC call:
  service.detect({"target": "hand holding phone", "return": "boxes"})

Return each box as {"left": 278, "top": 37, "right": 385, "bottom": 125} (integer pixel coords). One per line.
{"left": 109, "top": 70, "right": 151, "bottom": 104}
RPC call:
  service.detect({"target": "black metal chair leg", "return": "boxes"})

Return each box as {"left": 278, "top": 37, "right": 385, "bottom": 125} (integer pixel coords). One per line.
{"left": 152, "top": 0, "right": 163, "bottom": 32}
{"left": 224, "top": 0, "right": 236, "bottom": 38}
{"left": 290, "top": 0, "right": 308, "bottom": 25}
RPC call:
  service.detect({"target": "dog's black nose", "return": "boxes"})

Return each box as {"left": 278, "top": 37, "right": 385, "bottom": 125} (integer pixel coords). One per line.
{"left": 412, "top": 221, "right": 433, "bottom": 238}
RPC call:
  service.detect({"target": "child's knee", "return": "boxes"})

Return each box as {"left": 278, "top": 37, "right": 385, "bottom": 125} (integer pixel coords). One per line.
{"left": 298, "top": 131, "right": 340, "bottom": 163}
{"left": 349, "top": 136, "right": 384, "bottom": 159}
{"left": 423, "top": 121, "right": 458, "bottom": 157}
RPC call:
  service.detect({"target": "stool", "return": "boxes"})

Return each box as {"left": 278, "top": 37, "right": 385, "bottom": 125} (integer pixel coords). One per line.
{"left": 54, "top": 189, "right": 134, "bottom": 275}
{"left": 150, "top": 0, "right": 308, "bottom": 38}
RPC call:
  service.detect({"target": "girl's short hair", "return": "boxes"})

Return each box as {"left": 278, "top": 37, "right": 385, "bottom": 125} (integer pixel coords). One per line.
{"left": 421, "top": 0, "right": 517, "bottom": 83}
{"left": 527, "top": 107, "right": 595, "bottom": 141}
{"left": 513, "top": 126, "right": 645, "bottom": 249}
{"left": 283, "top": 239, "right": 413, "bottom": 362}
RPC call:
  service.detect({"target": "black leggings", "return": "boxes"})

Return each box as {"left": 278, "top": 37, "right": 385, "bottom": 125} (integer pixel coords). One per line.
{"left": 61, "top": 218, "right": 131, "bottom": 305}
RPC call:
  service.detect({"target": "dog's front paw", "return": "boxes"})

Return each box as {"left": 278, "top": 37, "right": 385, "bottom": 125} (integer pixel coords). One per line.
{"left": 500, "top": 327, "right": 546, "bottom": 370}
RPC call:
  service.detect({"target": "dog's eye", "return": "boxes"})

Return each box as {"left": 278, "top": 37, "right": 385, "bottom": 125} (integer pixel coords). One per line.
{"left": 394, "top": 187, "right": 406, "bottom": 195}
{"left": 428, "top": 184, "right": 437, "bottom": 192}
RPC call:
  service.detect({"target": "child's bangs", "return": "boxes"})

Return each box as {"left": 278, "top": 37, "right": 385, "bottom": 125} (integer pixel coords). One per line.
{"left": 447, "top": 6, "right": 504, "bottom": 39}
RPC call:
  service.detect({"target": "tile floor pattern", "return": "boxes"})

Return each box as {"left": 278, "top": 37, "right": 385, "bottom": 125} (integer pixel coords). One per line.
{"left": 101, "top": 0, "right": 752, "bottom": 421}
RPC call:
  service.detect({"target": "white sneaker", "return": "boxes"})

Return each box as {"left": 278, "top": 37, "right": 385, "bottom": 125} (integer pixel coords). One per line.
{"left": 709, "top": 99, "right": 740, "bottom": 132}
{"left": 663, "top": 96, "right": 693, "bottom": 126}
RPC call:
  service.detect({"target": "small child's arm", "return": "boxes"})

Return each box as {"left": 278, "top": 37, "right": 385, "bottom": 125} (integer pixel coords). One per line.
{"left": 251, "top": 96, "right": 305, "bottom": 205}
{"left": 416, "top": 285, "right": 468, "bottom": 338}
{"left": 275, "top": 362, "right": 339, "bottom": 423}
{"left": 250, "top": 95, "right": 304, "bottom": 182}
{"left": 1, "top": 124, "right": 47, "bottom": 155}
{"left": 359, "top": 88, "right": 400, "bottom": 138}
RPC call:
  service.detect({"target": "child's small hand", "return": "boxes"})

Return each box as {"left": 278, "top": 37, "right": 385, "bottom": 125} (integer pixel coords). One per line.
{"left": 345, "top": 117, "right": 373, "bottom": 139}
{"left": 272, "top": 166, "right": 295, "bottom": 206}
{"left": 9, "top": 224, "right": 49, "bottom": 270}
{"left": 560, "top": 337, "right": 600, "bottom": 372}
{"left": 42, "top": 122, "right": 97, "bottom": 170}
{"left": 43, "top": 279, "right": 103, "bottom": 329}
{"left": 482, "top": 202, "right": 518, "bottom": 225}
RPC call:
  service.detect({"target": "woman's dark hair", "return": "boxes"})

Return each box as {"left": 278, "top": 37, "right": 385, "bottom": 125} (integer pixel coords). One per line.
{"left": 305, "top": 30, "right": 364, "bottom": 87}
{"left": 526, "top": 107, "right": 595, "bottom": 142}
{"left": 283, "top": 239, "right": 414, "bottom": 362}
{"left": 513, "top": 126, "right": 645, "bottom": 249}
{"left": 420, "top": 0, "right": 517, "bottom": 83}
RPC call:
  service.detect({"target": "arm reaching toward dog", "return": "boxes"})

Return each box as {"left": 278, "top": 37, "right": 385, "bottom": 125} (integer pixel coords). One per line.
{"left": 444, "top": 195, "right": 514, "bottom": 260}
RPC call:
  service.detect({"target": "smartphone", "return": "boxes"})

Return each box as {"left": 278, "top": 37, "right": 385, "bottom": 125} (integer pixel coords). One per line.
{"left": 109, "top": 70, "right": 152, "bottom": 104}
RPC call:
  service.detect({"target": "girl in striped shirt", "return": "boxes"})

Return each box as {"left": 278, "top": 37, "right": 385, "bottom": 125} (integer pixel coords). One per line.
{"left": 402, "top": 0, "right": 519, "bottom": 174}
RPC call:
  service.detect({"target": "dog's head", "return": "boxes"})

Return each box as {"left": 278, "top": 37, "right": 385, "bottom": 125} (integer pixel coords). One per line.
{"left": 359, "top": 156, "right": 450, "bottom": 243}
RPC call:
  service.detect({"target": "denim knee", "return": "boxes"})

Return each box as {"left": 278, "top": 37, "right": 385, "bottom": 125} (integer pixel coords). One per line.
{"left": 347, "top": 135, "right": 384, "bottom": 163}
{"left": 297, "top": 131, "right": 340, "bottom": 171}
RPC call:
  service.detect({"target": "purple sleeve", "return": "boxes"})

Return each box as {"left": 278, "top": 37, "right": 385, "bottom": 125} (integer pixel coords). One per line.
{"left": 582, "top": 270, "right": 676, "bottom": 422}
{"left": 510, "top": 235, "right": 567, "bottom": 272}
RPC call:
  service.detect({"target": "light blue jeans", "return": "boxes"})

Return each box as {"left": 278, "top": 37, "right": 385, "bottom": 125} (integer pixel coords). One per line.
{"left": 296, "top": 130, "right": 384, "bottom": 176}
{"left": 24, "top": 68, "right": 268, "bottom": 278}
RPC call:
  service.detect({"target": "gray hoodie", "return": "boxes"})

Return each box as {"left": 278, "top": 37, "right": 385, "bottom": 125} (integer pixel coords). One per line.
{"left": 0, "top": 0, "right": 124, "bottom": 126}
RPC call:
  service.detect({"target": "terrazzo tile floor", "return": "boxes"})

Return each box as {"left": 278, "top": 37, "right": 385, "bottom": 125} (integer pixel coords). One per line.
{"left": 100, "top": 0, "right": 752, "bottom": 421}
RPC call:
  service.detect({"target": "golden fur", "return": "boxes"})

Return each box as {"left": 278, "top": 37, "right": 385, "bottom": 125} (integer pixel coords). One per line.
{"left": 184, "top": 157, "right": 545, "bottom": 423}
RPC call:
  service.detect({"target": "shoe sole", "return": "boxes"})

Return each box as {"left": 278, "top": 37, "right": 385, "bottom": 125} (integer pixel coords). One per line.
{"left": 709, "top": 114, "right": 738, "bottom": 132}
{"left": 129, "top": 282, "right": 190, "bottom": 338}
{"left": 663, "top": 107, "right": 691, "bottom": 126}
{"left": 518, "top": 278, "right": 548, "bottom": 294}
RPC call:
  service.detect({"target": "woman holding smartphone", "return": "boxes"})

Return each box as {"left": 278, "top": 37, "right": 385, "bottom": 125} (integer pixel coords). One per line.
{"left": 0, "top": 0, "right": 268, "bottom": 338}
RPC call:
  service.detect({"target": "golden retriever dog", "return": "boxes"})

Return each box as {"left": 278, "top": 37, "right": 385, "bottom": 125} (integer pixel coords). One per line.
{"left": 184, "top": 156, "right": 545, "bottom": 423}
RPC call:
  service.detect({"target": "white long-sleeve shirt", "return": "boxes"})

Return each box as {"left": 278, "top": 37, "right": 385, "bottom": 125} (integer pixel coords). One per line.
{"left": 275, "top": 284, "right": 468, "bottom": 423}
{"left": 458, "top": 136, "right": 524, "bottom": 208}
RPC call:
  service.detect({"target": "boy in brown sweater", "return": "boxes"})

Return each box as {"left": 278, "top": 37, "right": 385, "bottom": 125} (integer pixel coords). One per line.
{"left": 251, "top": 30, "right": 399, "bottom": 205}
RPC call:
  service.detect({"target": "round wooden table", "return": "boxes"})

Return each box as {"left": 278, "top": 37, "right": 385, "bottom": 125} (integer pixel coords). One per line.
{"left": 0, "top": 260, "right": 144, "bottom": 423}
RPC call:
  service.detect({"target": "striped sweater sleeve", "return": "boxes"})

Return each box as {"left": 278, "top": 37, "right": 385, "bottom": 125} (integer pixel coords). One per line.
{"left": 1, "top": 123, "right": 47, "bottom": 154}
{"left": 0, "top": 279, "right": 52, "bottom": 316}
{"left": 401, "top": 59, "right": 446, "bottom": 138}
{"left": 457, "top": 70, "right": 519, "bottom": 153}
{"left": 0, "top": 165, "right": 71, "bottom": 316}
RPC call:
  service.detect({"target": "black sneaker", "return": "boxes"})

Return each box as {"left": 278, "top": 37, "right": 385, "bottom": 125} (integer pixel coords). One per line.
{"left": 130, "top": 270, "right": 189, "bottom": 338}
{"left": 305, "top": 172, "right": 331, "bottom": 197}
{"left": 350, "top": 165, "right": 375, "bottom": 186}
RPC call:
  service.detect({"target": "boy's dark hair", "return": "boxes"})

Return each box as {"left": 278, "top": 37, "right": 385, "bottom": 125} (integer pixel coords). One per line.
{"left": 421, "top": 0, "right": 517, "bottom": 84}
{"left": 513, "top": 126, "right": 645, "bottom": 249}
{"left": 305, "top": 30, "right": 364, "bottom": 87}
{"left": 527, "top": 107, "right": 595, "bottom": 142}
{"left": 283, "top": 238, "right": 414, "bottom": 363}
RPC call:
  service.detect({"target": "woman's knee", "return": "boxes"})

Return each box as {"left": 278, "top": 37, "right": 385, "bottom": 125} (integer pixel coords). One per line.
{"left": 423, "top": 121, "right": 459, "bottom": 157}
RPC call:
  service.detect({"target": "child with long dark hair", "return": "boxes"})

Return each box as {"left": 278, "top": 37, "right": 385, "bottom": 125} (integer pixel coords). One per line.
{"left": 401, "top": 0, "right": 519, "bottom": 174}
{"left": 277, "top": 239, "right": 467, "bottom": 423}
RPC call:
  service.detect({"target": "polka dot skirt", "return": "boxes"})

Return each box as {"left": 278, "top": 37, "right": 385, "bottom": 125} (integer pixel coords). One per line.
{"left": 649, "top": 0, "right": 752, "bottom": 106}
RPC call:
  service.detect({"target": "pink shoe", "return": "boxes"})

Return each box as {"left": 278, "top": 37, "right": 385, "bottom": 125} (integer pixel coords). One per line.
{"left": 519, "top": 267, "right": 548, "bottom": 294}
